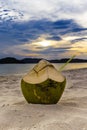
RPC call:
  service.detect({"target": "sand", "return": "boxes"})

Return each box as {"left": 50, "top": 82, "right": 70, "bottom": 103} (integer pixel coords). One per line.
{"left": 0, "top": 68, "right": 87, "bottom": 130}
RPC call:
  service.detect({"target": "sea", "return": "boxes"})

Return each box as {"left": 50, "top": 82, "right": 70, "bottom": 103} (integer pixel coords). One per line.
{"left": 0, "top": 63, "right": 87, "bottom": 75}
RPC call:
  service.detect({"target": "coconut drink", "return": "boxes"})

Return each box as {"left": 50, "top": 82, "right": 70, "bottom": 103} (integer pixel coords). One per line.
{"left": 21, "top": 56, "right": 75, "bottom": 104}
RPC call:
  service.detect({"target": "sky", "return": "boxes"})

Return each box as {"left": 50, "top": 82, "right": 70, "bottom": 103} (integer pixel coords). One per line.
{"left": 0, "top": 0, "right": 87, "bottom": 59}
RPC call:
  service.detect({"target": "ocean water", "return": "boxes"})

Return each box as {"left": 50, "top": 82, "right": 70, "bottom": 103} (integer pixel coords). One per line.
{"left": 0, "top": 63, "right": 87, "bottom": 75}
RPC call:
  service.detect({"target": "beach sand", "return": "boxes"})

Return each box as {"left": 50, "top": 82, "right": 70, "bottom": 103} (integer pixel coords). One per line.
{"left": 0, "top": 68, "right": 87, "bottom": 130}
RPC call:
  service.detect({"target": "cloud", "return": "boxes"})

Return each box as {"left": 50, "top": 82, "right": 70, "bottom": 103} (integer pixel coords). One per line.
{"left": 1, "top": 19, "right": 86, "bottom": 48}
{"left": 1, "top": 0, "right": 87, "bottom": 27}
{"left": 0, "top": 0, "right": 87, "bottom": 59}
{"left": 71, "top": 37, "right": 87, "bottom": 44}
{"left": 0, "top": 18, "right": 87, "bottom": 59}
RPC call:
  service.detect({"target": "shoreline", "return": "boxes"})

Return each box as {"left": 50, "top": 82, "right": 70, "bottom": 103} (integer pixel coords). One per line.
{"left": 0, "top": 68, "right": 87, "bottom": 130}
{"left": 0, "top": 67, "right": 87, "bottom": 76}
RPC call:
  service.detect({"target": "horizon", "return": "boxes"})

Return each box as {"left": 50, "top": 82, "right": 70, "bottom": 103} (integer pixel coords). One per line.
{"left": 0, "top": 56, "right": 87, "bottom": 61}
{"left": 0, "top": 0, "right": 87, "bottom": 59}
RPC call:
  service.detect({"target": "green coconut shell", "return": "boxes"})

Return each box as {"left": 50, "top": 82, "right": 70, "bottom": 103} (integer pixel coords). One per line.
{"left": 21, "top": 60, "right": 66, "bottom": 104}
{"left": 21, "top": 78, "right": 66, "bottom": 104}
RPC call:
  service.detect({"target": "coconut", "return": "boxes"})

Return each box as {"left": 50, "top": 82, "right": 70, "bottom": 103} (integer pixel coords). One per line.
{"left": 21, "top": 60, "right": 66, "bottom": 104}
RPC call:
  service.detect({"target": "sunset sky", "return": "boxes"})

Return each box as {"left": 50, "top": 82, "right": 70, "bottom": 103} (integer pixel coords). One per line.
{"left": 0, "top": 0, "right": 87, "bottom": 59}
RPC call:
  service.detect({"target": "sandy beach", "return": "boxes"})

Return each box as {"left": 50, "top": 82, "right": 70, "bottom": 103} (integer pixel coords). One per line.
{"left": 0, "top": 68, "right": 87, "bottom": 130}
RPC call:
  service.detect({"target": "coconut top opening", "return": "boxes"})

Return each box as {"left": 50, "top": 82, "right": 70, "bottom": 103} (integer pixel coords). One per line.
{"left": 23, "top": 60, "right": 65, "bottom": 84}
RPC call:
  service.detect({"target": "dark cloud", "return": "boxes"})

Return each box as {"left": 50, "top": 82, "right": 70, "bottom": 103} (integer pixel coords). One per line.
{"left": 0, "top": 19, "right": 87, "bottom": 58}
{"left": 22, "top": 49, "right": 31, "bottom": 53}
{"left": 71, "top": 37, "right": 87, "bottom": 44}
{"left": 47, "top": 36, "right": 61, "bottom": 41}
{"left": 0, "top": 19, "right": 86, "bottom": 45}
